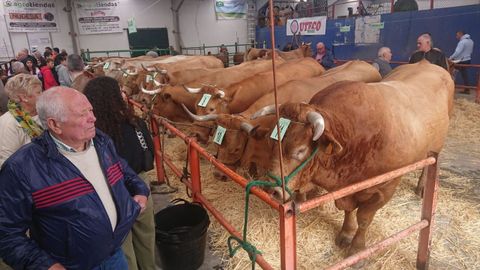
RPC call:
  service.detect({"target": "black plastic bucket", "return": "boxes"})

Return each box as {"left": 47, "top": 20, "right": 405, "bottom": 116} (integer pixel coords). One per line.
{"left": 155, "top": 199, "right": 210, "bottom": 270}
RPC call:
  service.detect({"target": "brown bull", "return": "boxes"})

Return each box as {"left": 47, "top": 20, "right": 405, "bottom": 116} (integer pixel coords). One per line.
{"left": 193, "top": 57, "right": 325, "bottom": 116}
{"left": 186, "top": 60, "right": 382, "bottom": 175}
{"left": 256, "top": 60, "right": 453, "bottom": 260}
{"left": 70, "top": 71, "right": 96, "bottom": 93}
{"left": 144, "top": 59, "right": 285, "bottom": 122}
{"left": 245, "top": 43, "right": 312, "bottom": 61}
{"left": 122, "top": 56, "right": 224, "bottom": 96}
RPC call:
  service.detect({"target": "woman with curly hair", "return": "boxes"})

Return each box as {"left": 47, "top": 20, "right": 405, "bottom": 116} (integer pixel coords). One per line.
{"left": 84, "top": 76, "right": 156, "bottom": 270}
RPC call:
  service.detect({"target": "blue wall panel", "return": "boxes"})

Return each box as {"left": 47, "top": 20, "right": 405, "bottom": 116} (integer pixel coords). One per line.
{"left": 256, "top": 4, "right": 480, "bottom": 65}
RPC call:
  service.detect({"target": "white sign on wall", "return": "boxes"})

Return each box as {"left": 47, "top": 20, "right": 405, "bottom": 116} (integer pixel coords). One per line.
{"left": 2, "top": 0, "right": 59, "bottom": 32}
{"left": 74, "top": 0, "right": 122, "bottom": 35}
{"left": 355, "top": 15, "right": 381, "bottom": 44}
{"left": 286, "top": 16, "right": 327, "bottom": 36}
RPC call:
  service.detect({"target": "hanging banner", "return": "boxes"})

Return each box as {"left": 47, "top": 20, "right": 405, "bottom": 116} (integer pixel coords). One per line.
{"left": 286, "top": 16, "right": 327, "bottom": 36}
{"left": 74, "top": 0, "right": 122, "bottom": 35}
{"left": 2, "top": 0, "right": 59, "bottom": 32}
{"left": 215, "top": 0, "right": 246, "bottom": 20}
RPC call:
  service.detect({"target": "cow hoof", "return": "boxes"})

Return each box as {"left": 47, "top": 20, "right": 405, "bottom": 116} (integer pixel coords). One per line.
{"left": 335, "top": 232, "right": 354, "bottom": 248}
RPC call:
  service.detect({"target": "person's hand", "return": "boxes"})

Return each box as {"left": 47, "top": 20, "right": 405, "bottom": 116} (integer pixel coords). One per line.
{"left": 48, "top": 263, "right": 66, "bottom": 270}
{"left": 133, "top": 195, "right": 148, "bottom": 213}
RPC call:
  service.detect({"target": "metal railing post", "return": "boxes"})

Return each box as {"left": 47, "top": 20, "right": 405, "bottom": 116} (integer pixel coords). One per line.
{"left": 150, "top": 117, "right": 165, "bottom": 185}
{"left": 476, "top": 72, "right": 480, "bottom": 104}
{"left": 280, "top": 202, "right": 297, "bottom": 270}
{"left": 188, "top": 139, "right": 202, "bottom": 203}
{"left": 416, "top": 153, "right": 439, "bottom": 270}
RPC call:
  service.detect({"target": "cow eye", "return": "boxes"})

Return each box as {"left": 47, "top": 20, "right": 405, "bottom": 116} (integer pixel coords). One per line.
{"left": 292, "top": 145, "right": 308, "bottom": 161}
{"left": 209, "top": 108, "right": 215, "bottom": 112}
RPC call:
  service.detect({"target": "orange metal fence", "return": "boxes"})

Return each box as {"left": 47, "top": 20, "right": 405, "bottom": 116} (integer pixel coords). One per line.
{"left": 129, "top": 99, "right": 441, "bottom": 269}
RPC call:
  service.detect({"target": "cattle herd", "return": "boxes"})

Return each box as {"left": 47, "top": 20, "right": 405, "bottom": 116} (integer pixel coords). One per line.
{"left": 81, "top": 47, "right": 454, "bottom": 259}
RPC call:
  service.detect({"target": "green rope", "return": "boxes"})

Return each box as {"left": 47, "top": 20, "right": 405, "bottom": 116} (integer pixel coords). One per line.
{"left": 267, "top": 147, "right": 319, "bottom": 191}
{"left": 227, "top": 147, "right": 319, "bottom": 269}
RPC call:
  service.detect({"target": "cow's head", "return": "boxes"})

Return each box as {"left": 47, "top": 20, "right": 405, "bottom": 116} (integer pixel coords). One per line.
{"left": 181, "top": 103, "right": 217, "bottom": 144}
{"left": 259, "top": 103, "right": 343, "bottom": 201}
{"left": 214, "top": 115, "right": 253, "bottom": 166}
{"left": 149, "top": 86, "right": 194, "bottom": 123}
{"left": 194, "top": 85, "right": 231, "bottom": 116}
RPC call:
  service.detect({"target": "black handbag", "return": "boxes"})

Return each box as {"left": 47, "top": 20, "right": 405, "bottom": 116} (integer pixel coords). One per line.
{"left": 135, "top": 128, "right": 155, "bottom": 172}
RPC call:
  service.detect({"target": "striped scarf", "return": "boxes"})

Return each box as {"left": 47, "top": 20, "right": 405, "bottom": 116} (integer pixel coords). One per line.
{"left": 7, "top": 100, "right": 43, "bottom": 138}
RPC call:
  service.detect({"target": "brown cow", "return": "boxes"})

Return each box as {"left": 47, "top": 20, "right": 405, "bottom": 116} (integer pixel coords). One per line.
{"left": 144, "top": 59, "right": 285, "bottom": 123}
{"left": 193, "top": 57, "right": 325, "bottom": 116}
{"left": 245, "top": 43, "right": 312, "bottom": 61}
{"left": 185, "top": 60, "right": 382, "bottom": 176}
{"left": 118, "top": 56, "right": 223, "bottom": 97}
{"left": 70, "top": 71, "right": 96, "bottom": 93}
{"left": 256, "top": 60, "right": 454, "bottom": 260}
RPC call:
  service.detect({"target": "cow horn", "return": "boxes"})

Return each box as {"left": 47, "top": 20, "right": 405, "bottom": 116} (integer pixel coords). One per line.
{"left": 240, "top": 122, "right": 254, "bottom": 134}
{"left": 181, "top": 104, "right": 219, "bottom": 121}
{"left": 122, "top": 68, "right": 138, "bottom": 76}
{"left": 154, "top": 66, "right": 168, "bottom": 74}
{"left": 216, "top": 90, "right": 225, "bottom": 98}
{"left": 141, "top": 64, "right": 155, "bottom": 72}
{"left": 250, "top": 105, "right": 278, "bottom": 119}
{"left": 183, "top": 85, "right": 202, "bottom": 93}
{"left": 140, "top": 82, "right": 163, "bottom": 95}
{"left": 93, "top": 62, "right": 104, "bottom": 67}
{"left": 307, "top": 111, "right": 325, "bottom": 141}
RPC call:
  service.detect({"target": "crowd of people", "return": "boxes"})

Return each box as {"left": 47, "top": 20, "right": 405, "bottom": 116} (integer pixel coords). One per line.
{"left": 2, "top": 47, "right": 87, "bottom": 92}
{"left": 0, "top": 47, "right": 157, "bottom": 269}
{"left": 309, "top": 30, "right": 474, "bottom": 91}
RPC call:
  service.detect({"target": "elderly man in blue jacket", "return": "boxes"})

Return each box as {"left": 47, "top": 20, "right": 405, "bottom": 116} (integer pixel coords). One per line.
{"left": 0, "top": 87, "right": 150, "bottom": 270}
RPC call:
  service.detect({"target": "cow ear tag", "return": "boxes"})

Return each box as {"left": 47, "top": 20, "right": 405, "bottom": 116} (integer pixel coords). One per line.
{"left": 213, "top": 125, "right": 227, "bottom": 145}
{"left": 103, "top": 62, "right": 110, "bottom": 70}
{"left": 270, "top": 118, "right": 291, "bottom": 141}
{"left": 146, "top": 75, "right": 153, "bottom": 83}
{"left": 198, "top": 94, "right": 212, "bottom": 107}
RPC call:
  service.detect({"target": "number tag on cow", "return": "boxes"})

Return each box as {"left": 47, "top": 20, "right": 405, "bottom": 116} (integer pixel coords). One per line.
{"left": 270, "top": 118, "right": 291, "bottom": 141}
{"left": 146, "top": 75, "right": 153, "bottom": 83}
{"left": 103, "top": 62, "right": 110, "bottom": 70}
{"left": 213, "top": 125, "right": 227, "bottom": 145}
{"left": 198, "top": 94, "right": 212, "bottom": 107}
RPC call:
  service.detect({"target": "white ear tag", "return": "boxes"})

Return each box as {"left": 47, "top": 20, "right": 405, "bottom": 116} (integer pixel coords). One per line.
{"left": 270, "top": 118, "right": 291, "bottom": 141}
{"left": 213, "top": 125, "right": 227, "bottom": 145}
{"left": 197, "top": 94, "right": 212, "bottom": 107}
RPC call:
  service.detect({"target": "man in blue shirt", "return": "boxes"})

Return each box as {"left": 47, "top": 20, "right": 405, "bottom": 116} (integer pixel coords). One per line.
{"left": 449, "top": 30, "right": 474, "bottom": 94}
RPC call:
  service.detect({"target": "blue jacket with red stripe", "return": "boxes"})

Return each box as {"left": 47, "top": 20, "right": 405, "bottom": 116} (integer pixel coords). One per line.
{"left": 0, "top": 129, "right": 150, "bottom": 270}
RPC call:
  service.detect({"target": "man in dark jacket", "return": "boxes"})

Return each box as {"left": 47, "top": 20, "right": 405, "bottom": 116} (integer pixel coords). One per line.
{"left": 0, "top": 87, "right": 149, "bottom": 270}
{"left": 313, "top": 42, "right": 334, "bottom": 69}
{"left": 409, "top": 33, "right": 448, "bottom": 70}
